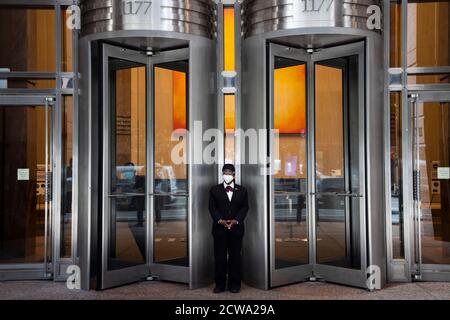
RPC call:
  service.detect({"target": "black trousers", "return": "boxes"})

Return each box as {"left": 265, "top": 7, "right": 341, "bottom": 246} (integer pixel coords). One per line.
{"left": 213, "top": 229, "right": 243, "bottom": 289}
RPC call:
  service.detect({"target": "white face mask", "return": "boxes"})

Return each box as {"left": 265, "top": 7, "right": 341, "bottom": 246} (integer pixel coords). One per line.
{"left": 223, "top": 174, "right": 234, "bottom": 184}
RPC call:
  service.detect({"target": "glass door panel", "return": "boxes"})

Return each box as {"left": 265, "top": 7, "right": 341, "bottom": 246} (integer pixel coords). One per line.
{"left": 412, "top": 92, "right": 450, "bottom": 281}
{"left": 101, "top": 44, "right": 149, "bottom": 289}
{"left": 273, "top": 57, "right": 308, "bottom": 269}
{"left": 314, "top": 59, "right": 361, "bottom": 270}
{"left": 269, "top": 44, "right": 312, "bottom": 287}
{"left": 312, "top": 43, "right": 366, "bottom": 288}
{"left": 0, "top": 105, "right": 51, "bottom": 266}
{"left": 152, "top": 58, "right": 189, "bottom": 266}
{"left": 269, "top": 42, "right": 367, "bottom": 288}
{"left": 108, "top": 61, "right": 147, "bottom": 271}
{"left": 149, "top": 49, "right": 190, "bottom": 282}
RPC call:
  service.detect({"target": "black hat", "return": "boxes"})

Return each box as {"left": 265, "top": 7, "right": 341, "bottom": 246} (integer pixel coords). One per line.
{"left": 222, "top": 164, "right": 236, "bottom": 173}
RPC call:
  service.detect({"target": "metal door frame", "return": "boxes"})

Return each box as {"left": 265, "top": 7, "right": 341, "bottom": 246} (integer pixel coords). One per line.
{"left": 269, "top": 43, "right": 313, "bottom": 287}
{"left": 100, "top": 44, "right": 190, "bottom": 289}
{"left": 268, "top": 41, "right": 368, "bottom": 288}
{"left": 100, "top": 44, "right": 151, "bottom": 289}
{"left": 148, "top": 47, "right": 190, "bottom": 283}
{"left": 0, "top": 95, "right": 55, "bottom": 280}
{"left": 311, "top": 42, "right": 367, "bottom": 288}
{"left": 410, "top": 91, "right": 450, "bottom": 282}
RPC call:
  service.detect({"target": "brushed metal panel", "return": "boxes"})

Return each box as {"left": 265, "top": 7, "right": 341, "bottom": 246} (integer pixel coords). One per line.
{"left": 188, "top": 37, "right": 217, "bottom": 289}
{"left": 240, "top": 35, "right": 269, "bottom": 290}
{"left": 80, "top": 0, "right": 217, "bottom": 39}
{"left": 365, "top": 33, "right": 387, "bottom": 287}
{"left": 242, "top": 0, "right": 382, "bottom": 38}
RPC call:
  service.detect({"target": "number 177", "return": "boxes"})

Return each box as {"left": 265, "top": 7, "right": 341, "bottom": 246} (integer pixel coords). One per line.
{"left": 122, "top": 1, "right": 152, "bottom": 15}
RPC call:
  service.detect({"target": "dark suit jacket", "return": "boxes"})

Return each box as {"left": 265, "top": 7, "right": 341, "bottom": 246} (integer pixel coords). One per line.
{"left": 208, "top": 184, "right": 249, "bottom": 235}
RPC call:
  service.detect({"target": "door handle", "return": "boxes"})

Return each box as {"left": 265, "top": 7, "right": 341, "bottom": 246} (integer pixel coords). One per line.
{"left": 149, "top": 193, "right": 189, "bottom": 196}
{"left": 335, "top": 192, "right": 363, "bottom": 198}
{"left": 108, "top": 193, "right": 146, "bottom": 197}
{"left": 311, "top": 192, "right": 363, "bottom": 198}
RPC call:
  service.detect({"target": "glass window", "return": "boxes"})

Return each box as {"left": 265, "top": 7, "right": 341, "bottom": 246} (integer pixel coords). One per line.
{"left": 390, "top": 2, "right": 402, "bottom": 68}
{"left": 61, "top": 96, "right": 73, "bottom": 258}
{"left": 415, "top": 101, "right": 450, "bottom": 265}
{"left": 223, "top": 7, "right": 236, "bottom": 164}
{"left": 107, "top": 59, "right": 147, "bottom": 271}
{"left": 62, "top": 9, "right": 73, "bottom": 72}
{"left": 407, "top": 74, "right": 450, "bottom": 85}
{"left": 0, "top": 7, "right": 56, "bottom": 72}
{"left": 223, "top": 7, "right": 235, "bottom": 72}
{"left": 273, "top": 57, "right": 308, "bottom": 269}
{"left": 315, "top": 56, "right": 362, "bottom": 270}
{"left": 224, "top": 94, "right": 235, "bottom": 164}
{"left": 390, "top": 92, "right": 404, "bottom": 259}
{"left": 0, "top": 105, "right": 51, "bottom": 264}
{"left": 153, "top": 61, "right": 189, "bottom": 267}
{"left": 4, "top": 79, "right": 56, "bottom": 89}
{"left": 407, "top": 0, "right": 450, "bottom": 67}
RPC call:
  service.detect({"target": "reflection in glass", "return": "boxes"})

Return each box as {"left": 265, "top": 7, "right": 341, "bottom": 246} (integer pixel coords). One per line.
{"left": 153, "top": 61, "right": 189, "bottom": 266}
{"left": 107, "top": 58, "right": 147, "bottom": 271}
{"left": 390, "top": 2, "right": 402, "bottom": 68}
{"left": 4, "top": 79, "right": 56, "bottom": 89}
{"left": 408, "top": 74, "right": 450, "bottom": 85}
{"left": 315, "top": 59, "right": 361, "bottom": 269}
{"left": 0, "top": 106, "right": 51, "bottom": 264}
{"left": 407, "top": 1, "right": 450, "bottom": 68}
{"left": 0, "top": 7, "right": 56, "bottom": 72}
{"left": 61, "top": 10, "right": 73, "bottom": 72}
{"left": 315, "top": 64, "right": 344, "bottom": 192}
{"left": 153, "top": 195, "right": 188, "bottom": 266}
{"left": 416, "top": 102, "right": 450, "bottom": 265}
{"left": 390, "top": 92, "right": 404, "bottom": 259}
{"left": 273, "top": 56, "right": 308, "bottom": 269}
{"left": 61, "top": 96, "right": 73, "bottom": 258}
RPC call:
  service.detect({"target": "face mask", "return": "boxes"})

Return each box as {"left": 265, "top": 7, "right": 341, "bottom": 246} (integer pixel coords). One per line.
{"left": 223, "top": 174, "right": 234, "bottom": 184}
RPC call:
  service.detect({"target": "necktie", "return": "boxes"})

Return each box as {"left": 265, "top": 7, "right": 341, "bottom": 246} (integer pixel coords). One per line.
{"left": 225, "top": 186, "right": 233, "bottom": 192}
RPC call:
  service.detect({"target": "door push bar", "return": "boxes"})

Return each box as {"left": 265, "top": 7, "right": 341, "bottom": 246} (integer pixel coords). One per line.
{"left": 108, "top": 193, "right": 189, "bottom": 197}
{"left": 310, "top": 192, "right": 363, "bottom": 198}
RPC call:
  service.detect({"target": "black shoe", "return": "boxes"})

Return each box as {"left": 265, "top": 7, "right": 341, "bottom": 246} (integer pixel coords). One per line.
{"left": 229, "top": 286, "right": 240, "bottom": 293}
{"left": 213, "top": 287, "right": 225, "bottom": 293}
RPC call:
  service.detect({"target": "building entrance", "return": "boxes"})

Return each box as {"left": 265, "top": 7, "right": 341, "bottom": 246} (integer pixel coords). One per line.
{"left": 269, "top": 41, "right": 368, "bottom": 288}
{"left": 411, "top": 91, "right": 450, "bottom": 281}
{"left": 0, "top": 96, "right": 53, "bottom": 280}
{"left": 100, "top": 44, "right": 190, "bottom": 289}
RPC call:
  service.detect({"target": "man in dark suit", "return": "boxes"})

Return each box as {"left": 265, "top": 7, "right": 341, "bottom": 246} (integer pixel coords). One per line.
{"left": 209, "top": 164, "right": 249, "bottom": 293}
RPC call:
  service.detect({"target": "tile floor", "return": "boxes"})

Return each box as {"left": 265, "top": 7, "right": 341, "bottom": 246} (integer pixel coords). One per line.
{"left": 1, "top": 280, "right": 449, "bottom": 300}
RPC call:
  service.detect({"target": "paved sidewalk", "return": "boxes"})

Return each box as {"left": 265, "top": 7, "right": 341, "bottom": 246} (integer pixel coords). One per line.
{"left": 1, "top": 280, "right": 450, "bottom": 300}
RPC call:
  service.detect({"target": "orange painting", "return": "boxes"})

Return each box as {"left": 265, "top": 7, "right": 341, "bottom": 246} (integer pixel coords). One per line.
{"left": 274, "top": 65, "right": 306, "bottom": 134}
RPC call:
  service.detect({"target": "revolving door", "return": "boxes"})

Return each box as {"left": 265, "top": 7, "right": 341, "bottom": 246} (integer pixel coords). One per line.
{"left": 269, "top": 42, "right": 367, "bottom": 288}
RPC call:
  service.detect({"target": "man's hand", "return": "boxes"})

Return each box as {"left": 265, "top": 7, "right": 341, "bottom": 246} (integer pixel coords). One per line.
{"left": 218, "top": 219, "right": 239, "bottom": 230}
{"left": 226, "top": 219, "right": 239, "bottom": 230}
{"left": 228, "top": 220, "right": 239, "bottom": 229}
{"left": 218, "top": 219, "right": 228, "bottom": 228}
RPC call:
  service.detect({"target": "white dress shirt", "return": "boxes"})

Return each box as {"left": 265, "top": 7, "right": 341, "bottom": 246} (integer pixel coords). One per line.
{"left": 223, "top": 181, "right": 234, "bottom": 201}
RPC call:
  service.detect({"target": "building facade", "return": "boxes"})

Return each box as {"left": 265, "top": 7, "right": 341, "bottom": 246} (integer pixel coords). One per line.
{"left": 0, "top": 0, "right": 449, "bottom": 291}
